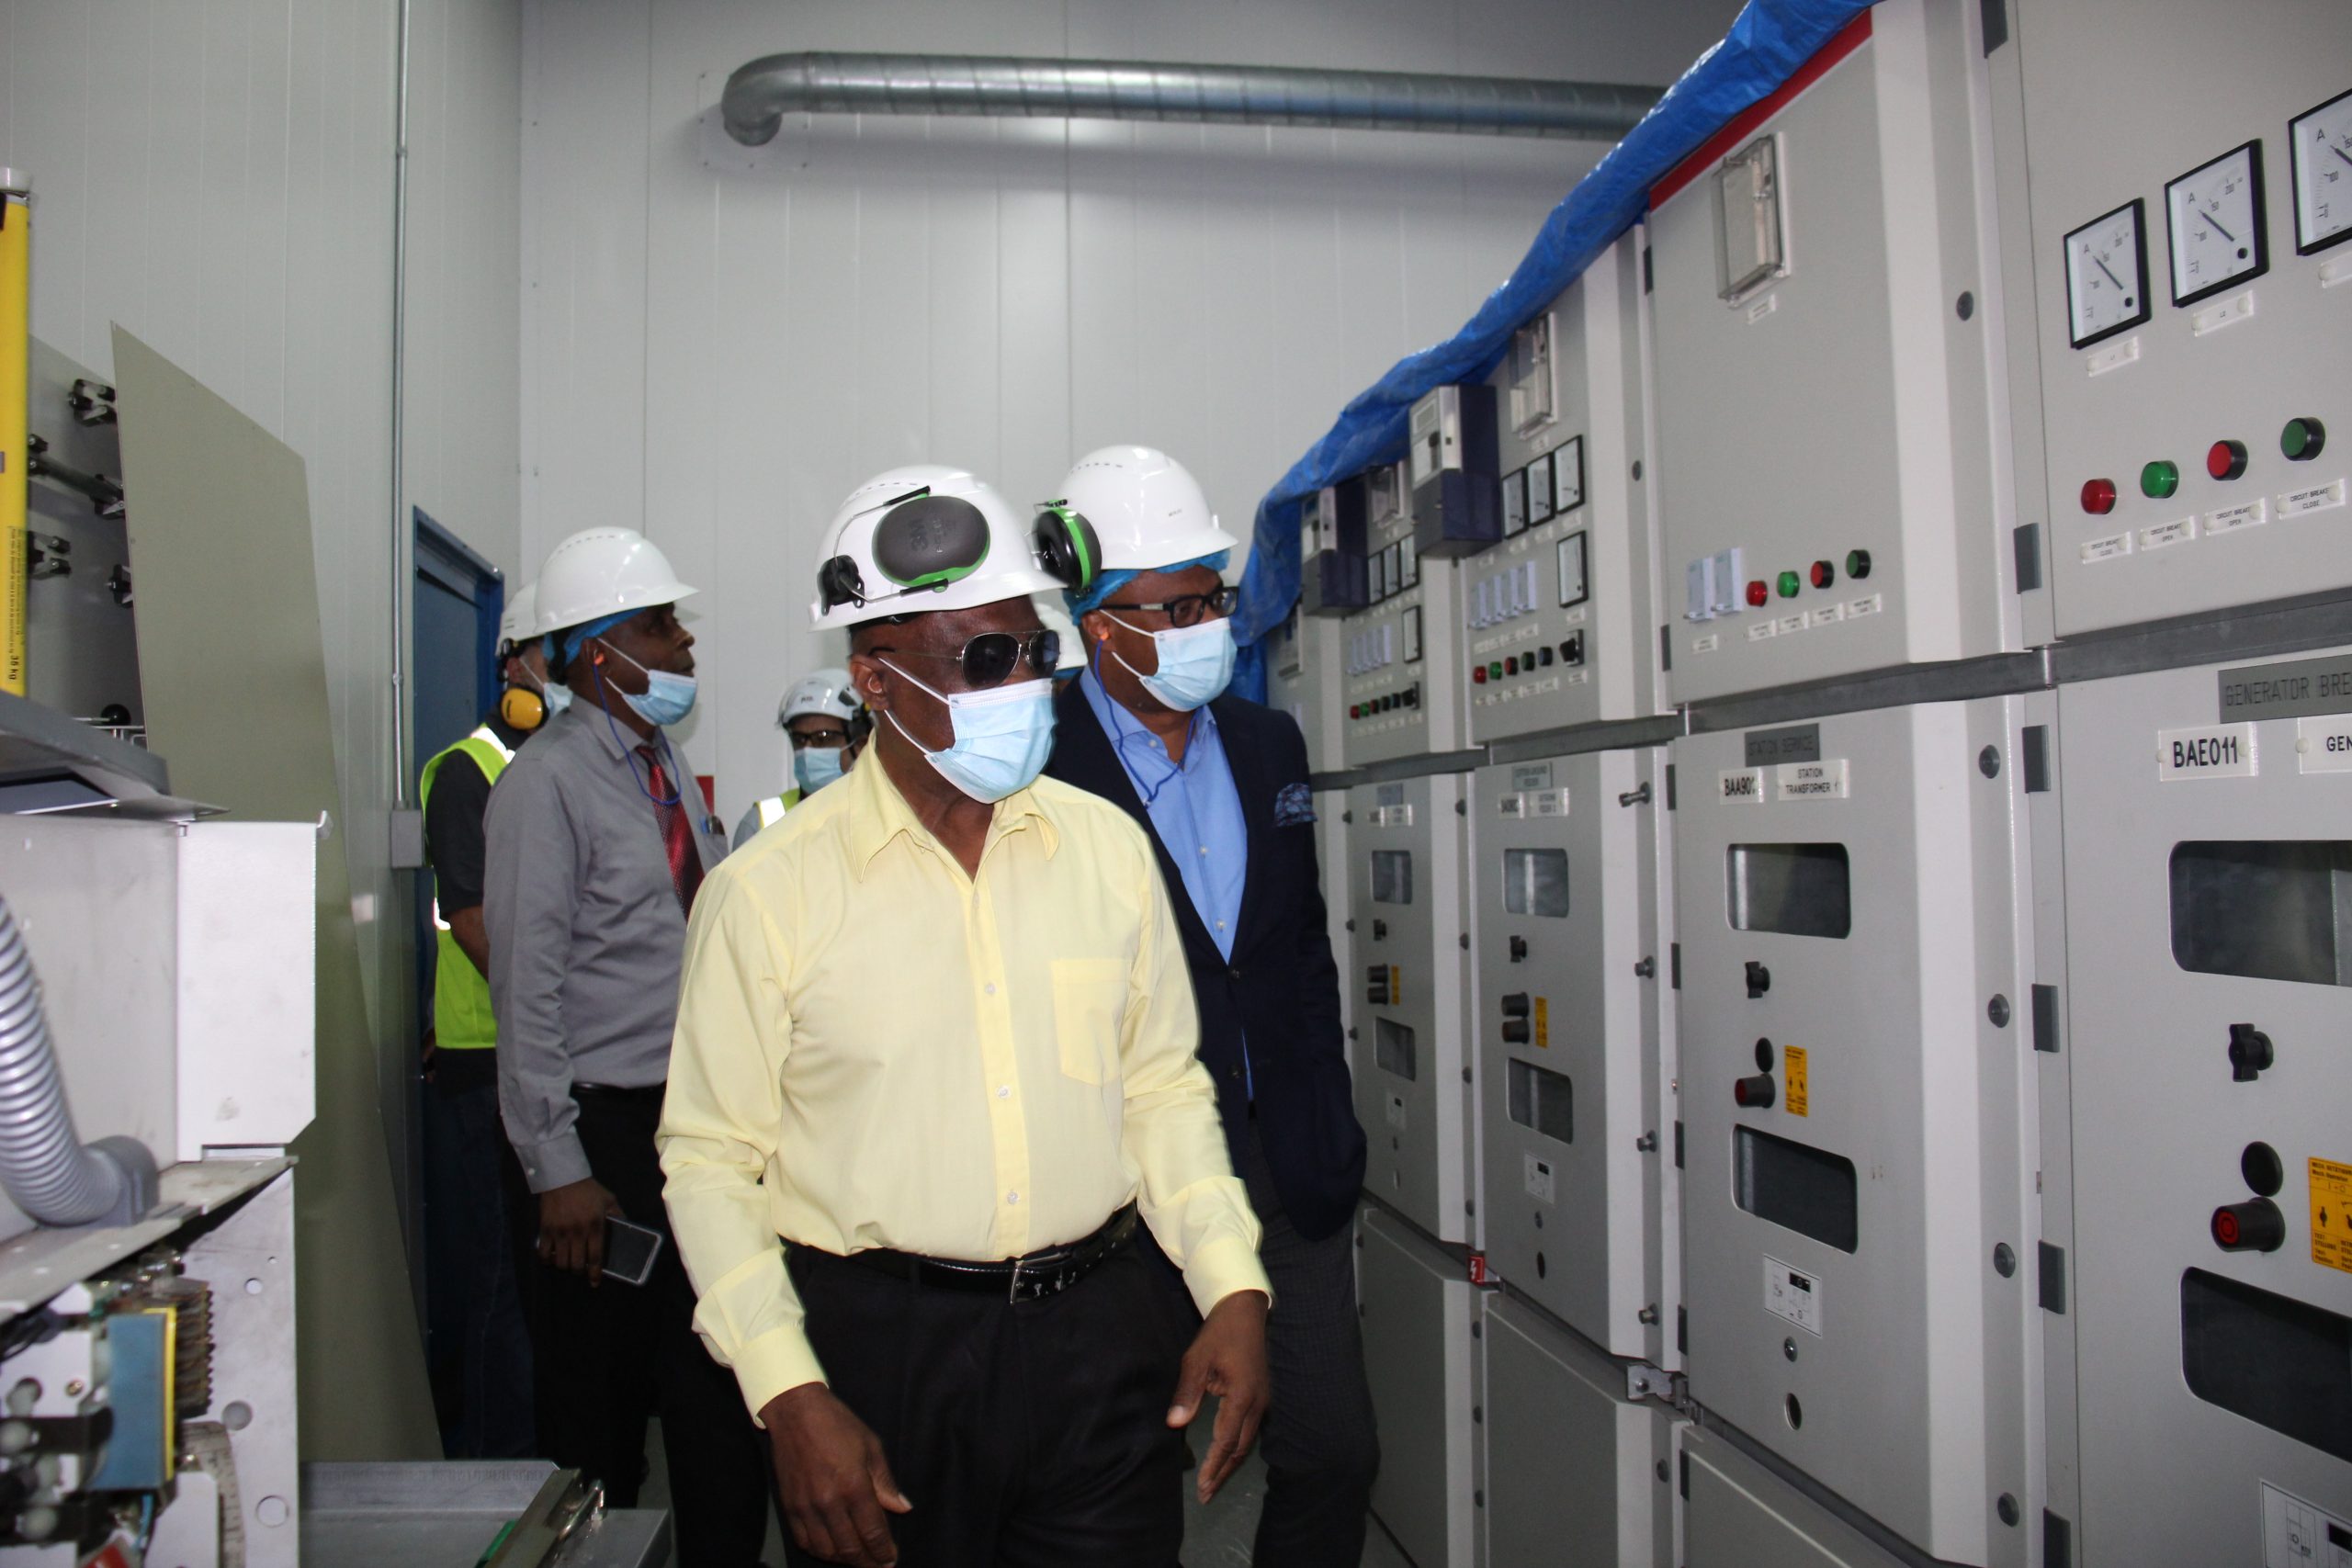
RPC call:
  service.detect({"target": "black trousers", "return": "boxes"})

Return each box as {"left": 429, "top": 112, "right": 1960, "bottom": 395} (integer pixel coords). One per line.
{"left": 783, "top": 1234, "right": 1193, "bottom": 1568}
{"left": 1233, "top": 1120, "right": 1380, "bottom": 1568}
{"left": 422, "top": 1049, "right": 536, "bottom": 1459}
{"left": 518, "top": 1089, "right": 772, "bottom": 1568}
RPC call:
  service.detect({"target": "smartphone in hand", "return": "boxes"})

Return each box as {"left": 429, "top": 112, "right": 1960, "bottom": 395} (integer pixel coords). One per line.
{"left": 603, "top": 1214, "right": 664, "bottom": 1286}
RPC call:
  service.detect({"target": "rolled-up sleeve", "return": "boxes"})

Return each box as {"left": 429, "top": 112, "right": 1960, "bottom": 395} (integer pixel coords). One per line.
{"left": 1118, "top": 840, "right": 1273, "bottom": 1316}
{"left": 483, "top": 759, "right": 593, "bottom": 1193}
{"left": 659, "top": 868, "right": 820, "bottom": 1420}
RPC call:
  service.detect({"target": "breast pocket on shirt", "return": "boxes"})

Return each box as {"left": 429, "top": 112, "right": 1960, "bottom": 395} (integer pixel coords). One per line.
{"left": 1050, "top": 957, "right": 1129, "bottom": 1084}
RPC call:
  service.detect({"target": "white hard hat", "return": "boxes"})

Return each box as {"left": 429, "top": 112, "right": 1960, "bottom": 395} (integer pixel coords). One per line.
{"left": 809, "top": 464, "right": 1101, "bottom": 631}
{"left": 533, "top": 527, "right": 697, "bottom": 636}
{"left": 498, "top": 583, "right": 538, "bottom": 651}
{"left": 1056, "top": 446, "right": 1236, "bottom": 572}
{"left": 780, "top": 668, "right": 859, "bottom": 728}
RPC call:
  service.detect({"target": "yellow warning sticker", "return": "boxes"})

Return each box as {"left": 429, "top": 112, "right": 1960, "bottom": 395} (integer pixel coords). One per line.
{"left": 1388, "top": 965, "right": 1401, "bottom": 1007}
{"left": 1782, "top": 1045, "right": 1809, "bottom": 1117}
{"left": 1534, "top": 997, "right": 1550, "bottom": 1049}
{"left": 2312, "top": 1157, "right": 2352, "bottom": 1275}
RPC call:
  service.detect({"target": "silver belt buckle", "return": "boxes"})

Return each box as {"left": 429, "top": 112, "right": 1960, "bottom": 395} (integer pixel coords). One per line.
{"left": 1007, "top": 1257, "right": 1023, "bottom": 1304}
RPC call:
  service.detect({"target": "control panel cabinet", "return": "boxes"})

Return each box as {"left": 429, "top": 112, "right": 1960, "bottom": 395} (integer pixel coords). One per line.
{"left": 1649, "top": 0, "right": 2040, "bottom": 703}
{"left": 1301, "top": 477, "right": 1371, "bottom": 618}
{"left": 1463, "top": 235, "right": 1667, "bottom": 741}
{"left": 1672, "top": 698, "right": 2045, "bottom": 1567}
{"left": 1471, "top": 748, "right": 1668, "bottom": 1359}
{"left": 1679, "top": 1425, "right": 1910, "bottom": 1568}
{"left": 1409, "top": 384, "right": 1502, "bottom": 560}
{"left": 1481, "top": 1292, "right": 1672, "bottom": 1568}
{"left": 1348, "top": 774, "right": 1474, "bottom": 1246}
{"left": 2016, "top": 2, "right": 2352, "bottom": 633}
{"left": 1343, "top": 464, "right": 1464, "bottom": 767}
{"left": 2055, "top": 649, "right": 2352, "bottom": 1568}
{"left": 1361, "top": 1205, "right": 1480, "bottom": 1568}
{"left": 1267, "top": 603, "right": 1346, "bottom": 775}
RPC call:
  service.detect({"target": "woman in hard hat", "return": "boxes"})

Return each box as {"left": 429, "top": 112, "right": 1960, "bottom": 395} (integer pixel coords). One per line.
{"left": 729, "top": 669, "right": 871, "bottom": 850}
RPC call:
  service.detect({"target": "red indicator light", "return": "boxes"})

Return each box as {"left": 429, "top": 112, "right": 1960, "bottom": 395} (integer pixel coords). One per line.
{"left": 2206, "top": 439, "right": 2248, "bottom": 481}
{"left": 2213, "top": 1210, "right": 2240, "bottom": 1246}
{"left": 1810, "top": 559, "right": 1836, "bottom": 590}
{"left": 1746, "top": 580, "right": 1770, "bottom": 608}
{"left": 2081, "top": 479, "right": 2117, "bottom": 514}
{"left": 1471, "top": 667, "right": 1487, "bottom": 685}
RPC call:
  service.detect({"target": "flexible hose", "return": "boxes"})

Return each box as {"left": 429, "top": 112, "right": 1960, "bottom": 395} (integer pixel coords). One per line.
{"left": 0, "top": 893, "right": 130, "bottom": 1225}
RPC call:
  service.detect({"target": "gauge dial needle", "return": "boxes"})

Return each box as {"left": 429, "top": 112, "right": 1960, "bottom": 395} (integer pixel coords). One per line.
{"left": 2094, "top": 254, "right": 2125, "bottom": 290}
{"left": 2334, "top": 143, "right": 2352, "bottom": 171}
{"left": 2199, "top": 207, "right": 2237, "bottom": 242}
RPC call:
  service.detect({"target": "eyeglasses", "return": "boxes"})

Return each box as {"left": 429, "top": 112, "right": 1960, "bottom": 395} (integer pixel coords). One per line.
{"left": 870, "top": 628, "right": 1061, "bottom": 689}
{"left": 1098, "top": 586, "right": 1239, "bottom": 628}
{"left": 787, "top": 729, "right": 850, "bottom": 751}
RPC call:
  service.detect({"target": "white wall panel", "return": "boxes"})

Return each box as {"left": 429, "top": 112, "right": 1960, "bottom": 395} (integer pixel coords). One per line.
{"left": 523, "top": 0, "right": 1742, "bottom": 825}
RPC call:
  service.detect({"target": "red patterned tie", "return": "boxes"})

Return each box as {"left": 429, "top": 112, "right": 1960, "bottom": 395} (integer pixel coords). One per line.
{"left": 637, "top": 744, "right": 705, "bottom": 913}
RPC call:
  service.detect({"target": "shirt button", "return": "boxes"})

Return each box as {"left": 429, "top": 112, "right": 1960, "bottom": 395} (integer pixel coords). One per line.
{"left": 1006, "top": 1190, "right": 1021, "bottom": 1205}
{"left": 984, "top": 983, "right": 997, "bottom": 996}
{"left": 1198, "top": 845, "right": 1210, "bottom": 855}
{"left": 1216, "top": 919, "right": 1227, "bottom": 931}
{"left": 997, "top": 1085, "right": 1012, "bottom": 1099}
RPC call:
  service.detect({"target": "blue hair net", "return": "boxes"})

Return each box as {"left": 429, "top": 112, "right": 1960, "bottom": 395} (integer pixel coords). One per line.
{"left": 1065, "top": 550, "right": 1231, "bottom": 617}
{"left": 547, "top": 610, "right": 636, "bottom": 671}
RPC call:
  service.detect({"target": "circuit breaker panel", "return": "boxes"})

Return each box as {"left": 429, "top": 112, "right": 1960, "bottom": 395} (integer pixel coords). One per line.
{"left": 1672, "top": 699, "right": 2044, "bottom": 1567}
{"left": 2017, "top": 1, "right": 2352, "bottom": 635}
{"left": 1348, "top": 773, "right": 1474, "bottom": 1246}
{"left": 2055, "top": 648, "right": 2352, "bottom": 1567}
{"left": 1342, "top": 464, "right": 1464, "bottom": 767}
{"left": 1471, "top": 748, "right": 1662, "bottom": 1358}
{"left": 1481, "top": 1292, "right": 1673, "bottom": 1568}
{"left": 1268, "top": 602, "right": 1346, "bottom": 775}
{"left": 1648, "top": 0, "right": 2038, "bottom": 704}
{"left": 1462, "top": 235, "right": 1665, "bottom": 741}
{"left": 1360, "top": 1206, "right": 1480, "bottom": 1568}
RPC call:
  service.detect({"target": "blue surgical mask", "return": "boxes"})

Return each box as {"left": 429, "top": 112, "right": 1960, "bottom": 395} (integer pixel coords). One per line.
{"left": 598, "top": 639, "right": 697, "bottom": 727}
{"left": 1105, "top": 613, "right": 1236, "bottom": 712}
{"left": 794, "top": 746, "right": 845, "bottom": 795}
{"left": 879, "top": 661, "right": 1056, "bottom": 803}
{"left": 537, "top": 672, "right": 573, "bottom": 718}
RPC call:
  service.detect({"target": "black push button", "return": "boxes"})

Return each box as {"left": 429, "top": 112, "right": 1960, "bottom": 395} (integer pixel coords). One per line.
{"left": 1501, "top": 1021, "right": 1531, "bottom": 1045}
{"left": 1733, "top": 1074, "right": 1777, "bottom": 1110}
{"left": 1746, "top": 961, "right": 1771, "bottom": 999}
{"left": 2211, "top": 1198, "right": 2285, "bottom": 1253}
{"left": 1500, "top": 993, "right": 1531, "bottom": 1019}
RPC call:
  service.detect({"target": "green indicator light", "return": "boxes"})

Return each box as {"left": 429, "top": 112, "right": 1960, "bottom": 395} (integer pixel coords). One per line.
{"left": 1489, "top": 661, "right": 1503, "bottom": 679}
{"left": 2282, "top": 417, "right": 2325, "bottom": 461}
{"left": 1776, "top": 570, "right": 1801, "bottom": 598}
{"left": 2140, "top": 459, "right": 2179, "bottom": 499}
{"left": 1845, "top": 548, "right": 1873, "bottom": 580}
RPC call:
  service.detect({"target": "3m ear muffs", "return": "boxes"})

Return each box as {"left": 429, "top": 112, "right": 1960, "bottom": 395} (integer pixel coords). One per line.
{"left": 499, "top": 685, "right": 548, "bottom": 731}
{"left": 1032, "top": 502, "right": 1101, "bottom": 594}
{"left": 820, "top": 489, "right": 1001, "bottom": 612}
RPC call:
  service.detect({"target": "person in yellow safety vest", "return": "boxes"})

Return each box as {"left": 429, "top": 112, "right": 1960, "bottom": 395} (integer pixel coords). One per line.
{"left": 728, "top": 667, "right": 871, "bottom": 849}
{"left": 415, "top": 581, "right": 565, "bottom": 1461}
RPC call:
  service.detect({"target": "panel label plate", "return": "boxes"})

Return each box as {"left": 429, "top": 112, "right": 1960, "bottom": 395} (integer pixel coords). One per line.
{"left": 2299, "top": 716, "right": 2352, "bottom": 774}
{"left": 2312, "top": 1158, "right": 2352, "bottom": 1276}
{"left": 1533, "top": 996, "right": 1549, "bottom": 1050}
{"left": 1718, "top": 768, "right": 1767, "bottom": 804}
{"left": 1776, "top": 760, "right": 1849, "bottom": 800}
{"left": 1781, "top": 1045, "right": 1809, "bottom": 1116}
{"left": 2206, "top": 498, "right": 2267, "bottom": 536}
{"left": 2157, "top": 724, "right": 2257, "bottom": 780}
{"left": 2278, "top": 477, "right": 2347, "bottom": 520}
{"left": 2218, "top": 652, "right": 2352, "bottom": 722}
{"left": 2260, "top": 1481, "right": 2352, "bottom": 1568}
{"left": 1745, "top": 724, "right": 1822, "bottom": 767}
{"left": 1763, "top": 1256, "right": 1823, "bottom": 1337}
{"left": 1524, "top": 1152, "right": 1556, "bottom": 1205}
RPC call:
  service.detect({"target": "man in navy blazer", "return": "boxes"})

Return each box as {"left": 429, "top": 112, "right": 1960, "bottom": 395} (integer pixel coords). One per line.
{"left": 1042, "top": 446, "right": 1374, "bottom": 1566}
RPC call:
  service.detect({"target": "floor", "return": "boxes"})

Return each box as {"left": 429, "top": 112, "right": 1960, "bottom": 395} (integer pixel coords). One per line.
{"left": 640, "top": 1419, "right": 1418, "bottom": 1567}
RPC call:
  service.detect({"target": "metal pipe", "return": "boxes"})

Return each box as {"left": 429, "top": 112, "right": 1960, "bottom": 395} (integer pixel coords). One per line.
{"left": 0, "top": 893, "right": 155, "bottom": 1227}
{"left": 389, "top": 0, "right": 414, "bottom": 807}
{"left": 722, "top": 52, "right": 1660, "bottom": 148}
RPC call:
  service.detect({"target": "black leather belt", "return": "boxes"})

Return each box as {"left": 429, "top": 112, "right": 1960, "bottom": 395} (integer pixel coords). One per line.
{"left": 822, "top": 1202, "right": 1138, "bottom": 1303}
{"left": 572, "top": 1082, "right": 664, "bottom": 1104}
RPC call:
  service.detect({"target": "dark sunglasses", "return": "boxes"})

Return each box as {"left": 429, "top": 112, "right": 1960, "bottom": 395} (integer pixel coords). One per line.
{"left": 873, "top": 628, "right": 1061, "bottom": 689}
{"left": 1099, "top": 586, "right": 1239, "bottom": 628}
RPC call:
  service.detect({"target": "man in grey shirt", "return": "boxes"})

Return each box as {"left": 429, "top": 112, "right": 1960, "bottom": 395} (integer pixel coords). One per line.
{"left": 483, "top": 525, "right": 768, "bottom": 1566}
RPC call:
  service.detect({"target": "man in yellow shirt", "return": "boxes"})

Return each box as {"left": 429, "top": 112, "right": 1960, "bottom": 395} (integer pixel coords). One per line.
{"left": 660, "top": 465, "right": 1272, "bottom": 1568}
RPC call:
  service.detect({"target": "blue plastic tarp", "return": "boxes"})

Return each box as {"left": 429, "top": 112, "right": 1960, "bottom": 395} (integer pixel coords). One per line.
{"left": 1232, "top": 0, "right": 1876, "bottom": 702}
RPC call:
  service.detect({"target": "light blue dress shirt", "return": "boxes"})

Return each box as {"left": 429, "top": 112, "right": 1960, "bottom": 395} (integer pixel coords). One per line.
{"left": 1079, "top": 668, "right": 1254, "bottom": 1094}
